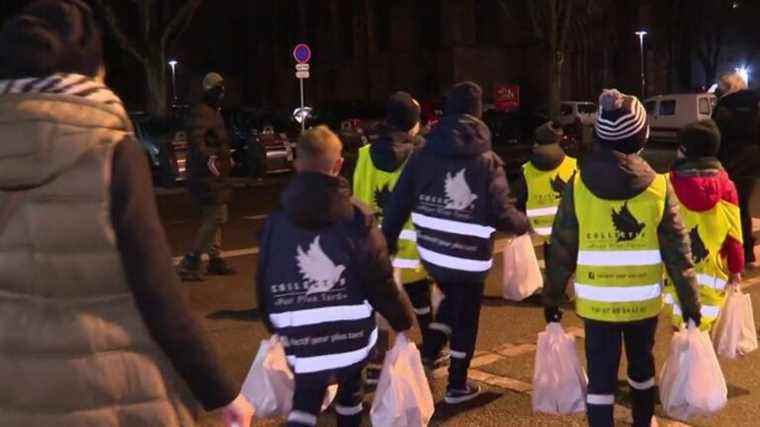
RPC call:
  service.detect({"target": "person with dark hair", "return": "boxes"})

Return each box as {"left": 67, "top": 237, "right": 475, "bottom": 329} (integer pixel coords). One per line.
{"left": 353, "top": 91, "right": 442, "bottom": 384}
{"left": 177, "top": 72, "right": 237, "bottom": 281}
{"left": 712, "top": 72, "right": 760, "bottom": 267}
{"left": 257, "top": 125, "right": 414, "bottom": 427}
{"left": 382, "top": 81, "right": 531, "bottom": 404}
{"left": 514, "top": 121, "right": 577, "bottom": 239}
{"left": 0, "top": 1, "right": 252, "bottom": 426}
{"left": 543, "top": 89, "right": 701, "bottom": 427}
{"left": 664, "top": 119, "right": 744, "bottom": 330}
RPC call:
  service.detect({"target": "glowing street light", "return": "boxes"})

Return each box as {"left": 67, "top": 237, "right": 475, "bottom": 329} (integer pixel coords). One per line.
{"left": 735, "top": 66, "right": 750, "bottom": 85}
{"left": 168, "top": 59, "right": 178, "bottom": 104}
{"left": 635, "top": 30, "right": 648, "bottom": 97}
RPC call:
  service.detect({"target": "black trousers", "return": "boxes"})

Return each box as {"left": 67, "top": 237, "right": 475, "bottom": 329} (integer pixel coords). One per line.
{"left": 584, "top": 317, "right": 658, "bottom": 427}
{"left": 736, "top": 178, "right": 756, "bottom": 263}
{"left": 404, "top": 278, "right": 434, "bottom": 342}
{"left": 423, "top": 281, "right": 485, "bottom": 390}
{"left": 287, "top": 368, "right": 364, "bottom": 427}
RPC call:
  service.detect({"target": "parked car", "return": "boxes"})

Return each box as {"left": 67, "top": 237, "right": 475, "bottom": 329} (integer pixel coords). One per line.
{"left": 226, "top": 109, "right": 295, "bottom": 177}
{"left": 558, "top": 101, "right": 597, "bottom": 127}
{"left": 644, "top": 93, "right": 716, "bottom": 143}
{"left": 129, "top": 112, "right": 189, "bottom": 187}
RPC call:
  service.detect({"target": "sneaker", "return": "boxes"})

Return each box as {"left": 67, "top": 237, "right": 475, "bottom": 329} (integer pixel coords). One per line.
{"left": 365, "top": 365, "right": 382, "bottom": 385}
{"left": 177, "top": 254, "right": 204, "bottom": 282}
{"left": 207, "top": 257, "right": 236, "bottom": 275}
{"left": 444, "top": 381, "right": 482, "bottom": 404}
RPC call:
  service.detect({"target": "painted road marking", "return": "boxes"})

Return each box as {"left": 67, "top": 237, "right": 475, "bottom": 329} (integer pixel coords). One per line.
{"left": 243, "top": 214, "right": 268, "bottom": 220}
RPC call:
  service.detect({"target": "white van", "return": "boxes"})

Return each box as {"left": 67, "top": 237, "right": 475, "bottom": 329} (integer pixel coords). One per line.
{"left": 644, "top": 94, "right": 716, "bottom": 143}
{"left": 558, "top": 101, "right": 598, "bottom": 126}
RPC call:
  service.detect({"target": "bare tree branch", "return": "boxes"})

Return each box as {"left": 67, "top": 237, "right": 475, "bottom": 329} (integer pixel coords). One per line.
{"left": 161, "top": 0, "right": 204, "bottom": 49}
{"left": 558, "top": 0, "right": 574, "bottom": 50}
{"left": 92, "top": 0, "right": 148, "bottom": 65}
{"left": 525, "top": 0, "right": 546, "bottom": 40}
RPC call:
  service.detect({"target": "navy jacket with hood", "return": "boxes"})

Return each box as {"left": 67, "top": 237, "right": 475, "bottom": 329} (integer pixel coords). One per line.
{"left": 382, "top": 114, "right": 530, "bottom": 284}
{"left": 257, "top": 172, "right": 414, "bottom": 382}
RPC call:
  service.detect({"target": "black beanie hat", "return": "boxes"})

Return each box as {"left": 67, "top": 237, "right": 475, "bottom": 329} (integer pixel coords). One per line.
{"left": 0, "top": 0, "right": 103, "bottom": 79}
{"left": 534, "top": 121, "right": 564, "bottom": 145}
{"left": 445, "top": 81, "right": 483, "bottom": 118}
{"left": 386, "top": 91, "right": 421, "bottom": 131}
{"left": 679, "top": 119, "right": 721, "bottom": 158}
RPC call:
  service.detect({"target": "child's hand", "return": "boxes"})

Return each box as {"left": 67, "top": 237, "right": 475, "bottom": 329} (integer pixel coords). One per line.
{"left": 729, "top": 273, "right": 742, "bottom": 289}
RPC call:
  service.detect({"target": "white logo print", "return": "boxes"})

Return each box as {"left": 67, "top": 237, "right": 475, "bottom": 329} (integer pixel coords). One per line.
{"left": 296, "top": 236, "right": 347, "bottom": 295}
{"left": 444, "top": 168, "right": 478, "bottom": 210}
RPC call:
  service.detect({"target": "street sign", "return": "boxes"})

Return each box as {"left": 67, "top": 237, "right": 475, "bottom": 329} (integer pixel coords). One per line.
{"left": 293, "top": 44, "right": 312, "bottom": 64}
{"left": 295, "top": 71, "right": 310, "bottom": 79}
{"left": 295, "top": 63, "right": 310, "bottom": 71}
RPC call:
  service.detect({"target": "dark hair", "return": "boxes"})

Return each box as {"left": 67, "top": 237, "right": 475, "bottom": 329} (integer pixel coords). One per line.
{"left": 0, "top": 0, "right": 103, "bottom": 79}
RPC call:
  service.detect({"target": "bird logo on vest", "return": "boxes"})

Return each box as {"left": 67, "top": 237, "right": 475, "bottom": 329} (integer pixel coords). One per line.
{"left": 445, "top": 168, "right": 478, "bottom": 210}
{"left": 611, "top": 202, "right": 645, "bottom": 242}
{"left": 550, "top": 175, "right": 567, "bottom": 199}
{"left": 296, "top": 236, "right": 347, "bottom": 295}
{"left": 374, "top": 185, "right": 391, "bottom": 220}
{"left": 689, "top": 225, "right": 709, "bottom": 264}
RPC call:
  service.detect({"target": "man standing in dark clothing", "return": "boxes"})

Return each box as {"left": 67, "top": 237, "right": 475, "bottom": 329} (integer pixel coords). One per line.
{"left": 382, "top": 81, "right": 531, "bottom": 404}
{"left": 178, "top": 72, "right": 236, "bottom": 281}
{"left": 257, "top": 125, "right": 414, "bottom": 427}
{"left": 712, "top": 72, "right": 760, "bottom": 266}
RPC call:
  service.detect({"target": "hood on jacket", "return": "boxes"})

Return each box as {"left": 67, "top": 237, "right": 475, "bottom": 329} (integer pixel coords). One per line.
{"left": 0, "top": 93, "right": 129, "bottom": 191}
{"left": 579, "top": 143, "right": 656, "bottom": 200}
{"left": 281, "top": 171, "right": 354, "bottom": 229}
{"left": 670, "top": 157, "right": 734, "bottom": 212}
{"left": 369, "top": 124, "right": 421, "bottom": 172}
{"left": 423, "top": 114, "right": 491, "bottom": 158}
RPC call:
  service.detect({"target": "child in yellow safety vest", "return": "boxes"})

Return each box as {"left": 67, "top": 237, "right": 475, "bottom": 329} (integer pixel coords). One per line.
{"left": 665, "top": 119, "right": 744, "bottom": 330}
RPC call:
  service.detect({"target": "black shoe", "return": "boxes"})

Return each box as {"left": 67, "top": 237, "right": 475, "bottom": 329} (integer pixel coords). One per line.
{"left": 177, "top": 254, "right": 204, "bottom": 282}
{"left": 445, "top": 381, "right": 482, "bottom": 404}
{"left": 207, "top": 257, "right": 236, "bottom": 275}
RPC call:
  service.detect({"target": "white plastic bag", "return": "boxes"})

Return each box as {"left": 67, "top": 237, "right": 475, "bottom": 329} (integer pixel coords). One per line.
{"left": 660, "top": 322, "right": 727, "bottom": 421}
{"left": 532, "top": 323, "right": 587, "bottom": 414}
{"left": 712, "top": 286, "right": 758, "bottom": 359}
{"left": 502, "top": 234, "right": 543, "bottom": 301}
{"left": 370, "top": 333, "right": 435, "bottom": 427}
{"left": 241, "top": 336, "right": 337, "bottom": 418}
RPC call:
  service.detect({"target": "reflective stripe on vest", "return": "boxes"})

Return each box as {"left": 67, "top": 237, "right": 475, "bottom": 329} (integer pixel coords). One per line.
{"left": 523, "top": 156, "right": 576, "bottom": 239}
{"left": 411, "top": 212, "right": 495, "bottom": 238}
{"left": 574, "top": 173, "right": 667, "bottom": 322}
{"left": 417, "top": 246, "right": 493, "bottom": 272}
{"left": 353, "top": 146, "right": 427, "bottom": 284}
{"left": 287, "top": 327, "right": 378, "bottom": 374}
{"left": 269, "top": 301, "right": 373, "bottom": 329}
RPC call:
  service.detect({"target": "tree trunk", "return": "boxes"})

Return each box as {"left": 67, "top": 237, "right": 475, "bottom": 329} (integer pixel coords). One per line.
{"left": 145, "top": 53, "right": 168, "bottom": 118}
{"left": 548, "top": 50, "right": 563, "bottom": 118}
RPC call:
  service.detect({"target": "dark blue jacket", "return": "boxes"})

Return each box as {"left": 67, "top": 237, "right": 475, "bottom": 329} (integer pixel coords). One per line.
{"left": 257, "top": 172, "right": 413, "bottom": 381}
{"left": 382, "top": 114, "right": 530, "bottom": 284}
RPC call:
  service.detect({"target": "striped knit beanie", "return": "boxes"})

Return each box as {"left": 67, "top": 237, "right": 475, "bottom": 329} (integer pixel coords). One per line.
{"left": 594, "top": 89, "right": 649, "bottom": 154}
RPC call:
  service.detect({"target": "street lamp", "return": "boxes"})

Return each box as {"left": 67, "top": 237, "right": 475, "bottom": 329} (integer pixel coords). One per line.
{"left": 168, "top": 59, "right": 178, "bottom": 105}
{"left": 735, "top": 66, "right": 750, "bottom": 86}
{"left": 635, "top": 30, "right": 648, "bottom": 98}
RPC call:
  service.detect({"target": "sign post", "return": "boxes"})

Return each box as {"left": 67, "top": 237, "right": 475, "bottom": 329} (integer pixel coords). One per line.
{"left": 293, "top": 44, "right": 312, "bottom": 134}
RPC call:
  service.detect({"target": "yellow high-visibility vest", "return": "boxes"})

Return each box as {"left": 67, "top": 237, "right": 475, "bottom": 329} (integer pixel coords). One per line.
{"left": 663, "top": 174, "right": 742, "bottom": 330}
{"left": 574, "top": 174, "right": 667, "bottom": 322}
{"left": 353, "top": 145, "right": 427, "bottom": 284}
{"left": 523, "top": 156, "right": 577, "bottom": 241}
